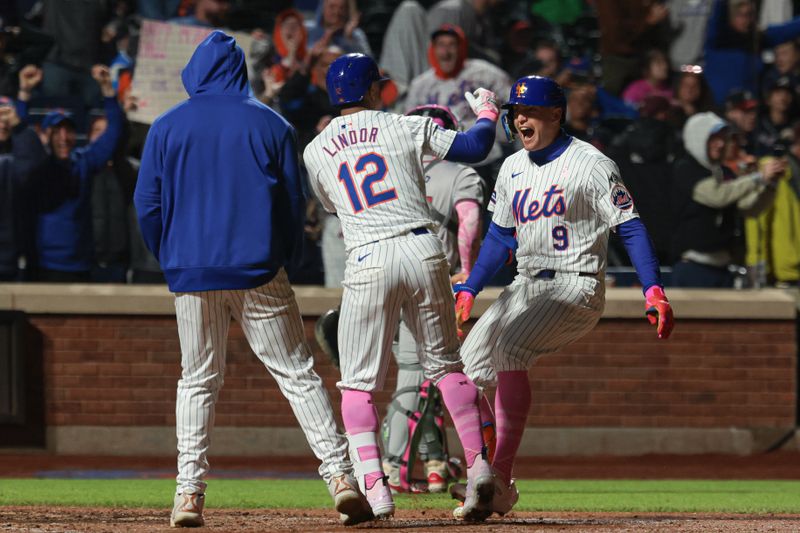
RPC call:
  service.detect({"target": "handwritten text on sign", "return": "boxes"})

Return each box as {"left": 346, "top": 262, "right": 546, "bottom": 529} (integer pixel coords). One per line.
{"left": 128, "top": 20, "right": 253, "bottom": 124}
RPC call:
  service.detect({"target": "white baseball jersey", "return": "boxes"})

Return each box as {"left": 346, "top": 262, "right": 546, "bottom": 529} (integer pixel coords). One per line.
{"left": 304, "top": 109, "right": 464, "bottom": 392}
{"left": 489, "top": 138, "right": 638, "bottom": 276}
{"left": 304, "top": 111, "right": 457, "bottom": 252}
{"left": 460, "top": 137, "right": 638, "bottom": 385}
{"left": 405, "top": 59, "right": 512, "bottom": 163}
{"left": 422, "top": 155, "right": 484, "bottom": 273}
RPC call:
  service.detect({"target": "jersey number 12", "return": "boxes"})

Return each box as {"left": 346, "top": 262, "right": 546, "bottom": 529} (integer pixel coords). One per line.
{"left": 338, "top": 153, "right": 397, "bottom": 213}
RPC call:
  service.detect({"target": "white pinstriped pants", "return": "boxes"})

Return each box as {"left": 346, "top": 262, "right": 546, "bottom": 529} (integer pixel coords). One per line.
{"left": 461, "top": 273, "right": 605, "bottom": 388}
{"left": 337, "top": 232, "right": 463, "bottom": 392}
{"left": 173, "top": 269, "right": 350, "bottom": 493}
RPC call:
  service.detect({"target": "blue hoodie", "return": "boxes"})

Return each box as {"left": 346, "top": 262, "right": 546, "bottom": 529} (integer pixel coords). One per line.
{"left": 134, "top": 31, "right": 305, "bottom": 292}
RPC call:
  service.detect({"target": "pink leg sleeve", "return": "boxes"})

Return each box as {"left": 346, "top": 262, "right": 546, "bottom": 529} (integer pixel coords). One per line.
{"left": 493, "top": 370, "right": 531, "bottom": 485}
{"left": 341, "top": 390, "right": 383, "bottom": 489}
{"left": 437, "top": 372, "right": 485, "bottom": 467}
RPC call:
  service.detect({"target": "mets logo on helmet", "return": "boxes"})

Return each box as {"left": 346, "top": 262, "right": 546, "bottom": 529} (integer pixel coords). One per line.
{"left": 515, "top": 83, "right": 527, "bottom": 97}
{"left": 611, "top": 184, "right": 633, "bottom": 210}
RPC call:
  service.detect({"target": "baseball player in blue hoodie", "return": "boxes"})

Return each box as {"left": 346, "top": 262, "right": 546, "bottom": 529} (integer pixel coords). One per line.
{"left": 134, "top": 31, "right": 371, "bottom": 527}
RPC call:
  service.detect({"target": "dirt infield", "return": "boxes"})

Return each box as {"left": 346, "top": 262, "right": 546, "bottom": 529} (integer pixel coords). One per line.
{"left": 3, "top": 453, "right": 800, "bottom": 531}
{"left": 2, "top": 507, "right": 800, "bottom": 532}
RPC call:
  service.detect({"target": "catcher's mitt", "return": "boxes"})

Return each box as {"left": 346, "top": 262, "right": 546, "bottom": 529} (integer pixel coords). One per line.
{"left": 314, "top": 307, "right": 340, "bottom": 368}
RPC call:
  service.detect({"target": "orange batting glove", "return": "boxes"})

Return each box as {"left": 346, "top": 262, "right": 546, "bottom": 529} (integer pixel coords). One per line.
{"left": 645, "top": 286, "right": 674, "bottom": 339}
{"left": 454, "top": 285, "right": 476, "bottom": 340}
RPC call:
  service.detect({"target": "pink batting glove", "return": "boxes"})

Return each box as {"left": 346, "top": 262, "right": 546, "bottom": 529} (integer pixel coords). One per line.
{"left": 464, "top": 88, "right": 499, "bottom": 122}
{"left": 645, "top": 286, "right": 674, "bottom": 340}
{"left": 454, "top": 291, "right": 475, "bottom": 340}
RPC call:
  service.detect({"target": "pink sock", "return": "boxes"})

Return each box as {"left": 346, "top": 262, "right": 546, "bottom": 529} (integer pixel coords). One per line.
{"left": 493, "top": 371, "right": 531, "bottom": 485}
{"left": 341, "top": 390, "right": 384, "bottom": 489}
{"left": 437, "top": 372, "right": 484, "bottom": 468}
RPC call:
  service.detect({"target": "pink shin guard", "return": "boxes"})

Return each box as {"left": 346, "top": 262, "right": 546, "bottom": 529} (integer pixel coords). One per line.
{"left": 341, "top": 390, "right": 379, "bottom": 434}
{"left": 437, "top": 372, "right": 484, "bottom": 468}
{"left": 493, "top": 370, "right": 531, "bottom": 485}
{"left": 341, "top": 390, "right": 383, "bottom": 489}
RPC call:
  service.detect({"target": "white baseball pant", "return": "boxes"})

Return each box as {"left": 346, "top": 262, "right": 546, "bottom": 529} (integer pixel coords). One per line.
{"left": 174, "top": 269, "right": 350, "bottom": 493}
{"left": 461, "top": 272, "right": 605, "bottom": 387}
{"left": 337, "top": 230, "right": 463, "bottom": 392}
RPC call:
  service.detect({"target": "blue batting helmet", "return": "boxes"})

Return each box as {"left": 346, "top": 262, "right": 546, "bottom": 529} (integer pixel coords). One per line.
{"left": 326, "top": 53, "right": 389, "bottom": 107}
{"left": 503, "top": 75, "right": 566, "bottom": 111}
{"left": 501, "top": 75, "right": 566, "bottom": 139}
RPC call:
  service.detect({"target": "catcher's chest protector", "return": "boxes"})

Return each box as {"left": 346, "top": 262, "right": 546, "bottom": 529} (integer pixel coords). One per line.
{"left": 381, "top": 380, "right": 448, "bottom": 492}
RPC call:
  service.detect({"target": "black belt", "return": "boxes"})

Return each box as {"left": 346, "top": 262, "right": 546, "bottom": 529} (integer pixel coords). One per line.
{"left": 534, "top": 269, "right": 596, "bottom": 279}
{"left": 366, "top": 227, "right": 430, "bottom": 247}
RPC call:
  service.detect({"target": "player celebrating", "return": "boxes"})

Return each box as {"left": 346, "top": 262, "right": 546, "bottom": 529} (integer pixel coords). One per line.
{"left": 134, "top": 32, "right": 371, "bottom": 527}
{"left": 382, "top": 104, "right": 484, "bottom": 493}
{"left": 451, "top": 75, "right": 675, "bottom": 517}
{"left": 304, "top": 53, "right": 498, "bottom": 522}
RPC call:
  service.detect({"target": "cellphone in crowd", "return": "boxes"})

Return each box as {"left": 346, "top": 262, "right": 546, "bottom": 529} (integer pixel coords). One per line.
{"left": 772, "top": 141, "right": 789, "bottom": 158}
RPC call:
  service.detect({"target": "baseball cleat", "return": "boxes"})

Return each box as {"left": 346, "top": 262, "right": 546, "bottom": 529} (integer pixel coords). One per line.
{"left": 457, "top": 453, "right": 494, "bottom": 522}
{"left": 365, "top": 476, "right": 395, "bottom": 519}
{"left": 424, "top": 459, "right": 449, "bottom": 493}
{"left": 329, "top": 473, "right": 374, "bottom": 526}
{"left": 450, "top": 477, "right": 520, "bottom": 516}
{"left": 170, "top": 491, "right": 204, "bottom": 527}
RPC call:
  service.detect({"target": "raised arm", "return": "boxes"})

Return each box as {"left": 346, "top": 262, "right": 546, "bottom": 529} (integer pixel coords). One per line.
{"left": 80, "top": 65, "right": 124, "bottom": 173}
{"left": 444, "top": 88, "right": 498, "bottom": 164}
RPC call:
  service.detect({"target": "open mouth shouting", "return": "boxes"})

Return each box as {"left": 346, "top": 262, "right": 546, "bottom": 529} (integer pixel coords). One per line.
{"left": 518, "top": 125, "right": 535, "bottom": 143}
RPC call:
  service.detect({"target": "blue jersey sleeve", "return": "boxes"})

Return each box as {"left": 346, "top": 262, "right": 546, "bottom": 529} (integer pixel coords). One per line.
{"left": 617, "top": 218, "right": 662, "bottom": 293}
{"left": 444, "top": 118, "right": 496, "bottom": 164}
{"left": 457, "top": 222, "right": 517, "bottom": 296}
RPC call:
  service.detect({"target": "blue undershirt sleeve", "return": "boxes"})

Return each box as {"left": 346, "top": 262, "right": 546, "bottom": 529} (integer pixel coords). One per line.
{"left": 458, "top": 222, "right": 517, "bottom": 295}
{"left": 443, "top": 118, "right": 496, "bottom": 164}
{"left": 617, "top": 218, "right": 662, "bottom": 294}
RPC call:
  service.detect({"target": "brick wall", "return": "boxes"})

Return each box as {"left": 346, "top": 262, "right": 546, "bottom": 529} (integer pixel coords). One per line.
{"left": 32, "top": 315, "right": 796, "bottom": 430}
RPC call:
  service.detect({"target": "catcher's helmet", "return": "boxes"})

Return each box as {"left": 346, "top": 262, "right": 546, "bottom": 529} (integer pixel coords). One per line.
{"left": 405, "top": 104, "right": 459, "bottom": 131}
{"left": 326, "top": 53, "right": 388, "bottom": 107}
{"left": 501, "top": 75, "right": 566, "bottom": 138}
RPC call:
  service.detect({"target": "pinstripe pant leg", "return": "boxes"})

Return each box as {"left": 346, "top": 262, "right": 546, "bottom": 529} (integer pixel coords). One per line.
{"left": 338, "top": 241, "right": 403, "bottom": 392}
{"left": 174, "top": 290, "right": 231, "bottom": 494}
{"left": 497, "top": 277, "right": 603, "bottom": 371}
{"left": 231, "top": 270, "right": 351, "bottom": 483}
{"left": 399, "top": 234, "right": 463, "bottom": 383}
{"left": 460, "top": 280, "right": 528, "bottom": 388}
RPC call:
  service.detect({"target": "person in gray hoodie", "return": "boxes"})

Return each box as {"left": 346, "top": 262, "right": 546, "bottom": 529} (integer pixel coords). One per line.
{"left": 671, "top": 111, "right": 785, "bottom": 286}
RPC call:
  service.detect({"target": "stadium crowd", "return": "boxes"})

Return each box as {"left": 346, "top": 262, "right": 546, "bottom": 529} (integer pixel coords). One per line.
{"left": 0, "top": 0, "right": 799, "bottom": 289}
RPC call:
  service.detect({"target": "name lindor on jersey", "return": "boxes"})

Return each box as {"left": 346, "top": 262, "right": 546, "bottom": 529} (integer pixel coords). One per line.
{"left": 322, "top": 126, "right": 380, "bottom": 157}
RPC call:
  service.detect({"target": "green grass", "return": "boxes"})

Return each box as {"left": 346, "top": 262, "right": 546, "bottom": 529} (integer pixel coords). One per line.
{"left": 1, "top": 479, "right": 799, "bottom": 513}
